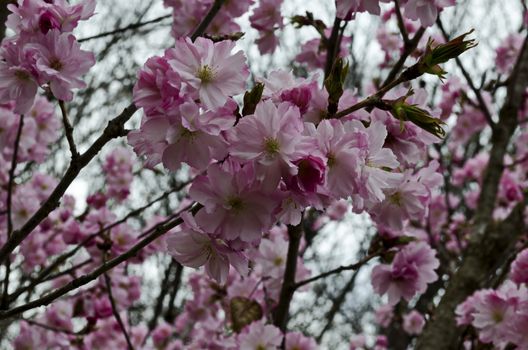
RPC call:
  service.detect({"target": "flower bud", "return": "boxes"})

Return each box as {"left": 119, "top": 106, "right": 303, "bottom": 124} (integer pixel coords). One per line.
{"left": 419, "top": 30, "right": 477, "bottom": 80}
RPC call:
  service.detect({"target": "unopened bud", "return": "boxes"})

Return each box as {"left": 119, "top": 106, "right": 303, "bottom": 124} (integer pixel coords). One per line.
{"left": 419, "top": 30, "right": 477, "bottom": 80}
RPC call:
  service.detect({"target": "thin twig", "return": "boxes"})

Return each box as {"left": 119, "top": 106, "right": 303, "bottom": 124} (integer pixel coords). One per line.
{"left": 78, "top": 14, "right": 172, "bottom": 42}
{"left": 394, "top": 0, "right": 410, "bottom": 45}
{"left": 1, "top": 114, "right": 24, "bottom": 310}
{"left": 190, "top": 0, "right": 226, "bottom": 41}
{"left": 272, "top": 223, "right": 303, "bottom": 332}
{"left": 324, "top": 17, "right": 343, "bottom": 79}
{"left": 103, "top": 253, "right": 134, "bottom": 350}
{"left": 59, "top": 100, "right": 79, "bottom": 160}
{"left": 381, "top": 27, "right": 425, "bottom": 90}
{"left": 9, "top": 184, "right": 185, "bottom": 303}
{"left": 23, "top": 318, "right": 78, "bottom": 335}
{"left": 0, "top": 205, "right": 200, "bottom": 320}
{"left": 294, "top": 251, "right": 380, "bottom": 289}
{"left": 6, "top": 115, "right": 24, "bottom": 240}
{"left": 333, "top": 75, "right": 406, "bottom": 118}
{"left": 0, "top": 104, "right": 138, "bottom": 264}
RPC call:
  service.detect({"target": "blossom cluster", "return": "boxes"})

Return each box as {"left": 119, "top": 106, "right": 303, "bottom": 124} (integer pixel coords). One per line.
{"left": 455, "top": 249, "right": 528, "bottom": 348}
{"left": 0, "top": 0, "right": 96, "bottom": 113}
{"left": 336, "top": 0, "right": 456, "bottom": 27}
{"left": 129, "top": 33, "right": 444, "bottom": 315}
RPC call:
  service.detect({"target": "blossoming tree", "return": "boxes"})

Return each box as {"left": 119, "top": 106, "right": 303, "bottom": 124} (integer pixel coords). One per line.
{"left": 0, "top": 0, "right": 527, "bottom": 349}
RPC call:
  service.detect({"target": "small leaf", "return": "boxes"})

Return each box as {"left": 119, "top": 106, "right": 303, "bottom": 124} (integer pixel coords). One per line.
{"left": 242, "top": 83, "right": 265, "bottom": 116}
{"left": 230, "top": 296, "right": 263, "bottom": 333}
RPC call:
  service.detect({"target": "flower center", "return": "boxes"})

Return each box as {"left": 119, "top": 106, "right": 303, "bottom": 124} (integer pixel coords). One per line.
{"left": 196, "top": 65, "right": 215, "bottom": 84}
{"left": 264, "top": 137, "right": 280, "bottom": 155}
{"left": 491, "top": 310, "right": 504, "bottom": 323}
{"left": 389, "top": 192, "right": 403, "bottom": 206}
{"left": 14, "top": 69, "right": 31, "bottom": 81}
{"left": 49, "top": 58, "right": 63, "bottom": 71}
{"left": 327, "top": 152, "right": 336, "bottom": 168}
{"left": 273, "top": 256, "right": 283, "bottom": 266}
{"left": 179, "top": 127, "right": 197, "bottom": 140}
{"left": 226, "top": 196, "right": 244, "bottom": 213}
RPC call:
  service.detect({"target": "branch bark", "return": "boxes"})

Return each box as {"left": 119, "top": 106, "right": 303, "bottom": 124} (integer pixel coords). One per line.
{"left": 272, "top": 224, "right": 303, "bottom": 332}
{"left": 416, "top": 34, "right": 528, "bottom": 350}
{"left": 0, "top": 104, "right": 138, "bottom": 264}
{"left": 0, "top": 202, "right": 195, "bottom": 321}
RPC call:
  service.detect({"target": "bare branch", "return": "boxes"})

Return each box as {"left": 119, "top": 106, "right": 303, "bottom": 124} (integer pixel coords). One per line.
{"left": 103, "top": 254, "right": 135, "bottom": 350}
{"left": 59, "top": 101, "right": 79, "bottom": 160}
{"left": 0, "top": 104, "right": 138, "bottom": 264}
{"left": 1, "top": 114, "right": 24, "bottom": 310}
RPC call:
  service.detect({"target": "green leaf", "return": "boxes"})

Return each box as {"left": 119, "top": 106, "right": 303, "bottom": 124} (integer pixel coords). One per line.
{"left": 242, "top": 83, "right": 265, "bottom": 116}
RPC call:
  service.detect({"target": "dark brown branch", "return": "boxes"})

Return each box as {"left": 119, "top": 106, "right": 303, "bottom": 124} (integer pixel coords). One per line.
{"left": 190, "top": 0, "right": 225, "bottom": 41}
{"left": 78, "top": 14, "right": 172, "bottom": 42}
{"left": 416, "top": 34, "right": 528, "bottom": 350}
{"left": 164, "top": 262, "right": 184, "bottom": 323}
{"left": 0, "top": 104, "right": 138, "bottom": 264}
{"left": 272, "top": 224, "right": 303, "bottom": 332}
{"left": 148, "top": 260, "right": 175, "bottom": 330}
{"left": 103, "top": 255, "right": 134, "bottom": 350}
{"left": 394, "top": 0, "right": 410, "bottom": 45}
{"left": 381, "top": 27, "right": 425, "bottom": 90}
{"left": 0, "top": 205, "right": 197, "bottom": 320}
{"left": 59, "top": 101, "right": 79, "bottom": 160}
{"left": 324, "top": 17, "right": 343, "bottom": 80}
{"left": 1, "top": 114, "right": 24, "bottom": 310}
{"left": 294, "top": 251, "right": 379, "bottom": 289}
{"left": 23, "top": 318, "right": 78, "bottom": 335}
{"left": 316, "top": 269, "right": 360, "bottom": 342}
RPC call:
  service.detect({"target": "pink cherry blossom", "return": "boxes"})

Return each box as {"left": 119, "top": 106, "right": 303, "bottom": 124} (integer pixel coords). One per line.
{"left": 511, "top": 249, "right": 528, "bottom": 285}
{"left": 402, "top": 0, "right": 456, "bottom": 27}
{"left": 168, "top": 37, "right": 248, "bottom": 109}
{"left": 312, "top": 119, "right": 362, "bottom": 199}
{"left": 285, "top": 331, "right": 318, "bottom": 350}
{"left": 403, "top": 310, "right": 425, "bottom": 335}
{"left": 495, "top": 33, "right": 524, "bottom": 75}
{"left": 249, "top": 0, "right": 284, "bottom": 54}
{"left": 230, "top": 100, "right": 303, "bottom": 191}
{"left": 0, "top": 40, "right": 39, "bottom": 114}
{"left": 238, "top": 321, "right": 282, "bottom": 350}
{"left": 189, "top": 164, "right": 280, "bottom": 242}
{"left": 25, "top": 30, "right": 95, "bottom": 101}
{"left": 371, "top": 242, "right": 440, "bottom": 304}
{"left": 133, "top": 55, "right": 184, "bottom": 117}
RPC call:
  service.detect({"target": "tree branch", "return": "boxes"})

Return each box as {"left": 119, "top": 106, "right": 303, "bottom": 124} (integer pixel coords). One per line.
{"left": 324, "top": 17, "right": 343, "bottom": 80}
{"left": 0, "top": 104, "right": 138, "bottom": 264}
{"left": 59, "top": 100, "right": 79, "bottom": 160}
{"left": 416, "top": 34, "right": 528, "bottom": 350}
{"left": 272, "top": 224, "right": 303, "bottom": 332}
{"left": 394, "top": 0, "right": 410, "bottom": 46}
{"left": 0, "top": 206, "right": 192, "bottom": 320}
{"left": 316, "top": 269, "right": 360, "bottom": 342}
{"left": 294, "top": 251, "right": 379, "bottom": 289}
{"left": 103, "top": 255, "right": 135, "bottom": 350}
{"left": 78, "top": 14, "right": 172, "bottom": 42}
{"left": 190, "top": 0, "right": 225, "bottom": 41}
{"left": 1, "top": 114, "right": 24, "bottom": 310}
